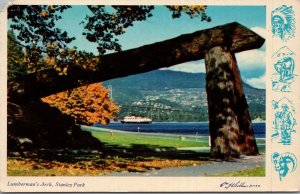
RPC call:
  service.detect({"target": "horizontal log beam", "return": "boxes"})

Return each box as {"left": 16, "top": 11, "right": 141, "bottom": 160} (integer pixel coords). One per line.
{"left": 8, "top": 22, "right": 264, "bottom": 103}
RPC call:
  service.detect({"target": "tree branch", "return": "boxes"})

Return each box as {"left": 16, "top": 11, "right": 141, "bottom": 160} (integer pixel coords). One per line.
{"left": 8, "top": 35, "right": 48, "bottom": 54}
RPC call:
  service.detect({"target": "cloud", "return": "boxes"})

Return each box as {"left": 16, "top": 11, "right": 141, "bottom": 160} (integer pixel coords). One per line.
{"left": 164, "top": 48, "right": 266, "bottom": 73}
{"left": 245, "top": 74, "right": 266, "bottom": 89}
{"left": 235, "top": 26, "right": 266, "bottom": 73}
{"left": 165, "top": 48, "right": 266, "bottom": 73}
{"left": 161, "top": 60, "right": 206, "bottom": 73}
{"left": 236, "top": 49, "right": 265, "bottom": 71}
{"left": 251, "top": 26, "right": 266, "bottom": 39}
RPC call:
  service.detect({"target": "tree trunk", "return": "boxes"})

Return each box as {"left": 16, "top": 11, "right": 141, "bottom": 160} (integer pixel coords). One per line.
{"left": 8, "top": 100, "right": 103, "bottom": 151}
{"left": 205, "top": 46, "right": 258, "bottom": 159}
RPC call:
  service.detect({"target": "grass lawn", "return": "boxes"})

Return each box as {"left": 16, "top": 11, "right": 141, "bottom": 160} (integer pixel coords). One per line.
{"left": 8, "top": 129, "right": 210, "bottom": 176}
{"left": 212, "top": 167, "right": 265, "bottom": 177}
{"left": 8, "top": 128, "right": 265, "bottom": 176}
{"left": 91, "top": 131, "right": 208, "bottom": 148}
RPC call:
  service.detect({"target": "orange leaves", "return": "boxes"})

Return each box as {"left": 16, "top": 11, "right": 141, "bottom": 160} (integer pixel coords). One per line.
{"left": 41, "top": 10, "right": 48, "bottom": 17}
{"left": 166, "top": 5, "right": 211, "bottom": 21}
{"left": 42, "top": 83, "right": 119, "bottom": 125}
{"left": 48, "top": 5, "right": 55, "bottom": 11}
{"left": 43, "top": 47, "right": 99, "bottom": 76}
{"left": 44, "top": 56, "right": 56, "bottom": 66}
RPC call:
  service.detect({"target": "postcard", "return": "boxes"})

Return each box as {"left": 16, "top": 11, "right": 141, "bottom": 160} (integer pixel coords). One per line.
{"left": 0, "top": 0, "right": 299, "bottom": 192}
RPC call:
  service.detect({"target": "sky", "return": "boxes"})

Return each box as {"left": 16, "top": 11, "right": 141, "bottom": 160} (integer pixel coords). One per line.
{"left": 56, "top": 6, "right": 266, "bottom": 89}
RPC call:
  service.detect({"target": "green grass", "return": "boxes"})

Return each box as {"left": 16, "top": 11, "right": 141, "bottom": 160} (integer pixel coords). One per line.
{"left": 213, "top": 167, "right": 265, "bottom": 177}
{"left": 91, "top": 131, "right": 208, "bottom": 148}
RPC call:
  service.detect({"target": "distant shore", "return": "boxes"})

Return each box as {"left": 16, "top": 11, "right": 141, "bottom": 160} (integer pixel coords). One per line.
{"left": 111, "top": 120, "right": 266, "bottom": 124}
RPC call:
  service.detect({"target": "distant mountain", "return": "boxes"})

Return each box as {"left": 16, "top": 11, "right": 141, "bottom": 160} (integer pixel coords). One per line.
{"left": 103, "top": 70, "right": 265, "bottom": 121}
{"left": 104, "top": 70, "right": 205, "bottom": 90}
{"left": 104, "top": 70, "right": 257, "bottom": 90}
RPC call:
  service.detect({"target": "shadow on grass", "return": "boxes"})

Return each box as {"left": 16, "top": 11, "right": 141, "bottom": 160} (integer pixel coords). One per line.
{"left": 8, "top": 143, "right": 265, "bottom": 176}
{"left": 8, "top": 142, "right": 210, "bottom": 164}
{"left": 101, "top": 143, "right": 210, "bottom": 161}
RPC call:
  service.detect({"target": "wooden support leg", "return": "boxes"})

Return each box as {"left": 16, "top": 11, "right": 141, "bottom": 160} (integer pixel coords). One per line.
{"left": 205, "top": 46, "right": 241, "bottom": 159}
{"left": 205, "top": 46, "right": 259, "bottom": 158}
{"left": 230, "top": 54, "right": 259, "bottom": 155}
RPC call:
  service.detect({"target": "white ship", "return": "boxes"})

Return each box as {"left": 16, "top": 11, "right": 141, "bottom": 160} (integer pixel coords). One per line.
{"left": 120, "top": 116, "right": 152, "bottom": 124}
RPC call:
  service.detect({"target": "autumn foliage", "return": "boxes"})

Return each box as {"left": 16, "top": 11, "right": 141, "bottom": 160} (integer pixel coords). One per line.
{"left": 42, "top": 83, "right": 119, "bottom": 125}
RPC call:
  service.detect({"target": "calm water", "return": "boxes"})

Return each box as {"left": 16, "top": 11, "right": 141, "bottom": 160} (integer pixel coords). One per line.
{"left": 93, "top": 122, "right": 266, "bottom": 138}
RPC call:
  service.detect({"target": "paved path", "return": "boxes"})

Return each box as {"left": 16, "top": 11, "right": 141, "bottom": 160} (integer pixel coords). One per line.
{"left": 106, "top": 155, "right": 265, "bottom": 176}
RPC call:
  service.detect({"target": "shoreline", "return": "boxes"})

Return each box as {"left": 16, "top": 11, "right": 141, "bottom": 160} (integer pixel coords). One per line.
{"left": 82, "top": 125, "right": 266, "bottom": 140}
{"left": 110, "top": 121, "right": 266, "bottom": 124}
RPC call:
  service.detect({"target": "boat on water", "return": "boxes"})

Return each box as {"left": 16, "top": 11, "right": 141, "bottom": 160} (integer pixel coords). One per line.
{"left": 120, "top": 116, "right": 152, "bottom": 124}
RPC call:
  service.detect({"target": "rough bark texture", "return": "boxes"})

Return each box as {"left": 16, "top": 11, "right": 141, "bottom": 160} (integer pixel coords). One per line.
{"left": 205, "top": 46, "right": 241, "bottom": 159}
{"left": 8, "top": 100, "right": 103, "bottom": 151}
{"left": 230, "top": 54, "right": 259, "bottom": 155}
{"left": 205, "top": 46, "right": 259, "bottom": 159}
{"left": 8, "top": 22, "right": 265, "bottom": 104}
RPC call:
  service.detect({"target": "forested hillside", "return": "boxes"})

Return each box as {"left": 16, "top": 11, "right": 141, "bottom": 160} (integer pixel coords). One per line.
{"left": 103, "top": 70, "right": 265, "bottom": 122}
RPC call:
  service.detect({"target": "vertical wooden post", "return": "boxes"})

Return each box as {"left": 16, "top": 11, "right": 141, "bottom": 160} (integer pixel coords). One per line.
{"left": 205, "top": 46, "right": 241, "bottom": 159}
{"left": 230, "top": 54, "right": 259, "bottom": 155}
{"left": 205, "top": 46, "right": 259, "bottom": 158}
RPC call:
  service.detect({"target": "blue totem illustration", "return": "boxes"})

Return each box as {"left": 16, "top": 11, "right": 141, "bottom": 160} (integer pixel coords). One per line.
{"left": 271, "top": 46, "right": 296, "bottom": 92}
{"left": 271, "top": 5, "right": 295, "bottom": 41}
{"left": 272, "top": 97, "right": 296, "bottom": 145}
{"left": 272, "top": 152, "right": 297, "bottom": 181}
